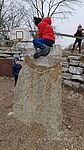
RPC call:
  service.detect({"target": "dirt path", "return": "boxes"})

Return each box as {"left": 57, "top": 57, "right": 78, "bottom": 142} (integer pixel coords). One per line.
{"left": 0, "top": 77, "right": 84, "bottom": 150}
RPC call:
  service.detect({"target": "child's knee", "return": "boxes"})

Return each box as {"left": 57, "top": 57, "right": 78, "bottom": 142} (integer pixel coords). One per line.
{"left": 33, "top": 38, "right": 38, "bottom": 44}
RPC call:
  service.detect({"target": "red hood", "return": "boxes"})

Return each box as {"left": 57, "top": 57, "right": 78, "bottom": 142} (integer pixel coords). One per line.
{"left": 42, "top": 17, "right": 51, "bottom": 25}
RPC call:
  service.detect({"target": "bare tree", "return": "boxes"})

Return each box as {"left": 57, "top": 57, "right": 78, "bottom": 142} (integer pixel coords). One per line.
{"left": 24, "top": 0, "right": 83, "bottom": 19}
{"left": 0, "top": 0, "right": 29, "bottom": 30}
{"left": 0, "top": 0, "right": 5, "bottom": 27}
{"left": 0, "top": 0, "right": 83, "bottom": 36}
{"left": 2, "top": 1, "right": 27, "bottom": 29}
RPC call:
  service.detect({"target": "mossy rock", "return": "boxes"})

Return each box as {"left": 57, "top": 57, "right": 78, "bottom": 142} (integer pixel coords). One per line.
{"left": 80, "top": 56, "right": 84, "bottom": 63}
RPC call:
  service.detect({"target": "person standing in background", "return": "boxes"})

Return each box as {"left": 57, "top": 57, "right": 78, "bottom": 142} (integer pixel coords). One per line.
{"left": 71, "top": 24, "right": 84, "bottom": 53}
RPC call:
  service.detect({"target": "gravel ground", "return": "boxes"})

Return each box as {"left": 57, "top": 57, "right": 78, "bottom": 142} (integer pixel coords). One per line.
{"left": 0, "top": 77, "right": 84, "bottom": 150}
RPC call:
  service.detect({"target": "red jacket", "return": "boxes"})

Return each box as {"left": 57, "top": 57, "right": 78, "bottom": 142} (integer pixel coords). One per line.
{"left": 37, "top": 17, "right": 55, "bottom": 43}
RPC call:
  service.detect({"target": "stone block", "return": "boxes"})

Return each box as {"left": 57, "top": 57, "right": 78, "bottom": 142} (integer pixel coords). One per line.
{"left": 71, "top": 75, "right": 84, "bottom": 82}
{"left": 63, "top": 80, "right": 72, "bottom": 87}
{"left": 79, "top": 62, "right": 84, "bottom": 68}
{"left": 63, "top": 79, "right": 81, "bottom": 88}
{"left": 69, "top": 59, "right": 79, "bottom": 66}
{"left": 62, "top": 67, "right": 69, "bottom": 72}
{"left": 62, "top": 73, "right": 72, "bottom": 80}
{"left": 69, "top": 66, "right": 83, "bottom": 75}
{"left": 68, "top": 55, "right": 81, "bottom": 60}
{"left": 71, "top": 81, "right": 80, "bottom": 88}
{"left": 62, "top": 61, "right": 69, "bottom": 67}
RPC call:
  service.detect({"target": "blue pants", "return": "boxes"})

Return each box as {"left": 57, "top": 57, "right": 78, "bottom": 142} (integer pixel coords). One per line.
{"left": 33, "top": 38, "right": 53, "bottom": 49}
{"left": 14, "top": 75, "right": 18, "bottom": 87}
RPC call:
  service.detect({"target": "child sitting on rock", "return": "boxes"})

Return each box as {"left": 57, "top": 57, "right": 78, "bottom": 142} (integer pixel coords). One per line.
{"left": 33, "top": 16, "right": 55, "bottom": 59}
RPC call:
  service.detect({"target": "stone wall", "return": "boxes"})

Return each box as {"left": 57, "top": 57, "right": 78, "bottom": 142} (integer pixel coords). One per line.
{"left": 62, "top": 55, "right": 84, "bottom": 89}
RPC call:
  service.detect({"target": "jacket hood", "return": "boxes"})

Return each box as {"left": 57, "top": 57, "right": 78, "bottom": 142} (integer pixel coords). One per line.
{"left": 42, "top": 17, "right": 51, "bottom": 25}
{"left": 13, "top": 57, "right": 19, "bottom": 64}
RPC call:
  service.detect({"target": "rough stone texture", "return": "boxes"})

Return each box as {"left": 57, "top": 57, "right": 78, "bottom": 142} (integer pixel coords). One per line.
{"left": 63, "top": 80, "right": 72, "bottom": 87}
{"left": 69, "top": 59, "right": 79, "bottom": 66}
{"left": 69, "top": 66, "right": 83, "bottom": 75}
{"left": 62, "top": 55, "right": 84, "bottom": 89}
{"left": 63, "top": 80, "right": 80, "bottom": 88}
{"left": 62, "top": 59, "right": 69, "bottom": 67}
{"left": 62, "top": 67, "right": 68, "bottom": 72}
{"left": 62, "top": 62, "right": 69, "bottom": 67}
{"left": 13, "top": 46, "right": 62, "bottom": 139}
{"left": 71, "top": 81, "right": 80, "bottom": 88}
{"left": 62, "top": 73, "right": 72, "bottom": 80}
{"left": 71, "top": 74, "right": 84, "bottom": 82}
{"left": 80, "top": 83, "right": 84, "bottom": 89}
{"left": 68, "top": 55, "right": 81, "bottom": 60}
{"left": 79, "top": 62, "right": 84, "bottom": 68}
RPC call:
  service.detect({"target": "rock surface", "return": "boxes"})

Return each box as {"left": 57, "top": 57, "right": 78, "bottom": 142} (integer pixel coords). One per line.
{"left": 69, "top": 66, "right": 83, "bottom": 75}
{"left": 13, "top": 46, "right": 62, "bottom": 139}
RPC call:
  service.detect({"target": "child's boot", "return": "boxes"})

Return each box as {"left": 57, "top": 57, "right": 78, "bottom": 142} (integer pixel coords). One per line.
{"left": 33, "top": 48, "right": 42, "bottom": 59}
{"left": 33, "top": 45, "right": 51, "bottom": 59}
{"left": 41, "top": 45, "right": 51, "bottom": 56}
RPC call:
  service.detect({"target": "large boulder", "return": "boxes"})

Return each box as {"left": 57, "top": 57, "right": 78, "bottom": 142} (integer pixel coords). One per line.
{"left": 13, "top": 46, "right": 62, "bottom": 139}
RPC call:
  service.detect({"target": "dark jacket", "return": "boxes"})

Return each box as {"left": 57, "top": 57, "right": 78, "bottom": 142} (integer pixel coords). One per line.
{"left": 37, "top": 17, "right": 55, "bottom": 43}
{"left": 74, "top": 30, "right": 83, "bottom": 37}
{"left": 74, "top": 29, "right": 84, "bottom": 41}
{"left": 12, "top": 58, "right": 22, "bottom": 76}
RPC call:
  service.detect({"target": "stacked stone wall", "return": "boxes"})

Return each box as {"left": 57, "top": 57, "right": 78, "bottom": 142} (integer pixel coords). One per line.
{"left": 62, "top": 55, "right": 84, "bottom": 89}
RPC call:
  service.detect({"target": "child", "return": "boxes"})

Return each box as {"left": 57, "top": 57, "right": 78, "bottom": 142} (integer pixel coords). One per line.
{"left": 12, "top": 57, "right": 22, "bottom": 89}
{"left": 71, "top": 24, "right": 84, "bottom": 53}
{"left": 33, "top": 16, "right": 55, "bottom": 59}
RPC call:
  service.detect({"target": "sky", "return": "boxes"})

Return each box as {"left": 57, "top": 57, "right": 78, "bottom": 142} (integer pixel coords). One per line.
{"left": 55, "top": 2, "right": 84, "bottom": 48}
